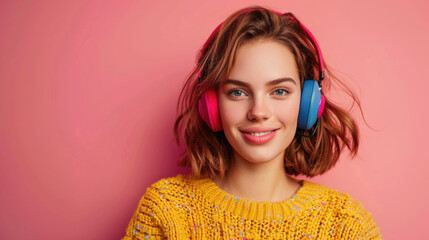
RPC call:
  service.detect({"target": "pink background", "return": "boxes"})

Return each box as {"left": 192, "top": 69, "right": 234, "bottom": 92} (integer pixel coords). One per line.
{"left": 1, "top": 0, "right": 428, "bottom": 239}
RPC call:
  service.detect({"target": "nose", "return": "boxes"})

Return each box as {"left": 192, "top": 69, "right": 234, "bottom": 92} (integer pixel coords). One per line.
{"left": 247, "top": 96, "right": 272, "bottom": 121}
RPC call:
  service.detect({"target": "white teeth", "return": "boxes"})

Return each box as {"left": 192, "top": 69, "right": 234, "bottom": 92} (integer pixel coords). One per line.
{"left": 248, "top": 130, "right": 275, "bottom": 136}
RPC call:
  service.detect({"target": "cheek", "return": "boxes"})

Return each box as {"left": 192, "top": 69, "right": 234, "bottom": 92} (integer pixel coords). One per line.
{"left": 277, "top": 96, "right": 301, "bottom": 123}
{"left": 218, "top": 99, "right": 246, "bottom": 127}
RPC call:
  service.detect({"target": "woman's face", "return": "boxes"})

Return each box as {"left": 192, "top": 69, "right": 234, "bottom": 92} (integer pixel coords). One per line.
{"left": 218, "top": 38, "right": 301, "bottom": 165}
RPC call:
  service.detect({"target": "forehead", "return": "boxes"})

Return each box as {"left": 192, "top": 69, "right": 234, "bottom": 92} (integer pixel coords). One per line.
{"left": 225, "top": 38, "right": 299, "bottom": 87}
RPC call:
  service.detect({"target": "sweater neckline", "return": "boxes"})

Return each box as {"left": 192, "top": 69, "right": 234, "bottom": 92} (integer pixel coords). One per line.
{"left": 193, "top": 175, "right": 317, "bottom": 221}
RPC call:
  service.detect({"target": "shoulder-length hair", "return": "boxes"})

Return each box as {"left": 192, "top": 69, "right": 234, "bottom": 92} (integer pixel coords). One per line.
{"left": 174, "top": 6, "right": 361, "bottom": 179}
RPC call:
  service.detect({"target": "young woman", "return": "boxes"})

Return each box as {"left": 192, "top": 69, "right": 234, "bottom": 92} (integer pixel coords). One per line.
{"left": 122, "top": 6, "right": 382, "bottom": 239}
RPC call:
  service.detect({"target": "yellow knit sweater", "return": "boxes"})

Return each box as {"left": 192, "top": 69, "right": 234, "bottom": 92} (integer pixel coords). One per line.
{"left": 122, "top": 174, "right": 382, "bottom": 239}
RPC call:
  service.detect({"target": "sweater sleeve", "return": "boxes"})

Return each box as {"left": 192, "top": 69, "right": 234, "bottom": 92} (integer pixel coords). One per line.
{"left": 349, "top": 196, "right": 383, "bottom": 240}
{"left": 121, "top": 190, "right": 167, "bottom": 240}
{"left": 358, "top": 201, "right": 383, "bottom": 239}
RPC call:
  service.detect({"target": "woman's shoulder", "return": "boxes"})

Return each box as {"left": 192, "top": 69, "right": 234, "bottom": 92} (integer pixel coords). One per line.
{"left": 300, "top": 179, "right": 374, "bottom": 214}
{"left": 144, "top": 173, "right": 198, "bottom": 191}
{"left": 300, "top": 179, "right": 381, "bottom": 237}
{"left": 139, "top": 174, "right": 200, "bottom": 202}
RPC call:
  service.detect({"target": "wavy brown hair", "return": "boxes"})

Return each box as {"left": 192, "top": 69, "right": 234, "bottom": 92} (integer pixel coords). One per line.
{"left": 174, "top": 6, "right": 361, "bottom": 178}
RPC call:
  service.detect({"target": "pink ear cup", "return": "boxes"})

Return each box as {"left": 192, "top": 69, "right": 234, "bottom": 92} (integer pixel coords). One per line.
{"left": 198, "top": 89, "right": 223, "bottom": 132}
{"left": 317, "top": 94, "right": 325, "bottom": 119}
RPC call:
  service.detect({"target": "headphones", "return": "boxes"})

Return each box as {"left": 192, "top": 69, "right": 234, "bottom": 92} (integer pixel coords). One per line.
{"left": 197, "top": 10, "right": 325, "bottom": 137}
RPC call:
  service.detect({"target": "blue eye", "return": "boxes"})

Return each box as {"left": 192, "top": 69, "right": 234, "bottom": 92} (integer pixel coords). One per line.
{"left": 229, "top": 90, "right": 246, "bottom": 97}
{"left": 274, "top": 89, "right": 288, "bottom": 96}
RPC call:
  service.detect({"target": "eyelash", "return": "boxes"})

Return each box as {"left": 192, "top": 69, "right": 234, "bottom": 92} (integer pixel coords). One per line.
{"left": 227, "top": 88, "right": 289, "bottom": 98}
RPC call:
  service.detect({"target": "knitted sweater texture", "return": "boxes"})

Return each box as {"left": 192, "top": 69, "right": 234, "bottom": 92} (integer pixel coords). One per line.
{"left": 122, "top": 174, "right": 382, "bottom": 239}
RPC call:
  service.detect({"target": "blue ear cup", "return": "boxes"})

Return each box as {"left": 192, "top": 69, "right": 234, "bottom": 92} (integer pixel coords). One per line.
{"left": 298, "top": 80, "right": 323, "bottom": 130}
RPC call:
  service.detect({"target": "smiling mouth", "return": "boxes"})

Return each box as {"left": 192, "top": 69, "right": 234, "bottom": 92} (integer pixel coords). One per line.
{"left": 240, "top": 129, "right": 279, "bottom": 144}
{"left": 246, "top": 130, "right": 277, "bottom": 136}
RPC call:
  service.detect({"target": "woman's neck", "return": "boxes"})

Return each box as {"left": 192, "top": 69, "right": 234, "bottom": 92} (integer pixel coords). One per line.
{"left": 213, "top": 154, "right": 301, "bottom": 202}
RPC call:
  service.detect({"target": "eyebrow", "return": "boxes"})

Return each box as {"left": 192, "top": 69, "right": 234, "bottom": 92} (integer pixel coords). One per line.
{"left": 224, "top": 77, "right": 297, "bottom": 87}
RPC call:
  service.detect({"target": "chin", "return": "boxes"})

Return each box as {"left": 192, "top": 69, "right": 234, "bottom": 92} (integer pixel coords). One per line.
{"left": 235, "top": 147, "right": 285, "bottom": 164}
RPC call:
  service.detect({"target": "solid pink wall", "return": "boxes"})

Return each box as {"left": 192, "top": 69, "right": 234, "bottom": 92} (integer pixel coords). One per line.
{"left": 1, "top": 0, "right": 428, "bottom": 239}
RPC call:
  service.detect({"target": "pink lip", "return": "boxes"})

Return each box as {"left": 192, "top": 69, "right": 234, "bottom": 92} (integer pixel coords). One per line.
{"left": 240, "top": 127, "right": 279, "bottom": 133}
{"left": 241, "top": 129, "right": 278, "bottom": 144}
